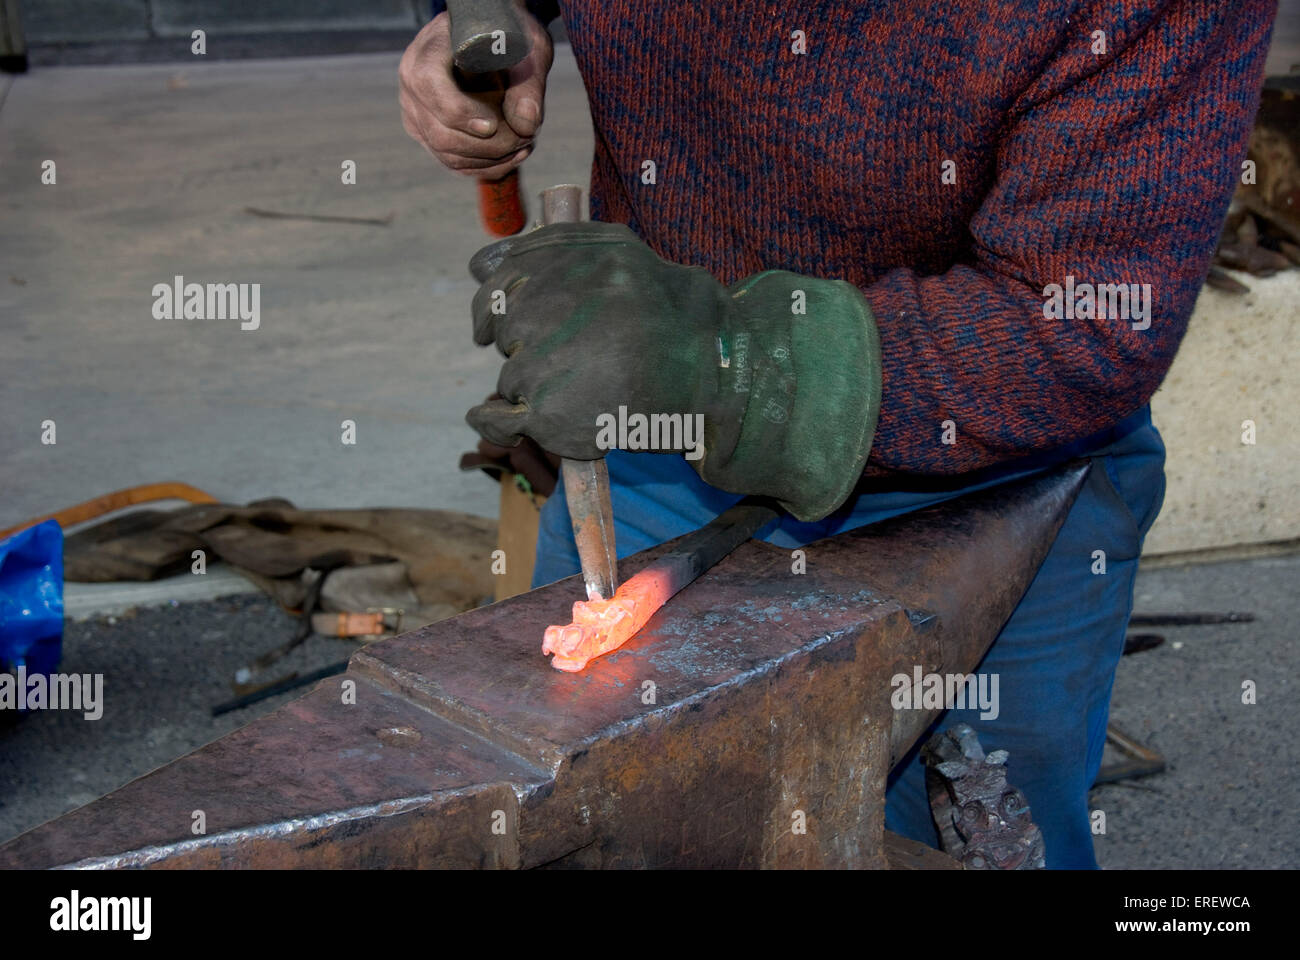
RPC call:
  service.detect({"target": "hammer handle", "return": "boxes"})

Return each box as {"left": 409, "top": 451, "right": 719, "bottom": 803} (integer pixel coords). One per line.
{"left": 446, "top": 0, "right": 532, "bottom": 236}
{"left": 478, "top": 169, "right": 526, "bottom": 237}
{"left": 458, "top": 72, "right": 527, "bottom": 237}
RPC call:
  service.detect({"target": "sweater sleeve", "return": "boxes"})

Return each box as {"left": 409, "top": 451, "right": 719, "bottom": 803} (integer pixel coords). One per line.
{"left": 863, "top": 0, "right": 1274, "bottom": 475}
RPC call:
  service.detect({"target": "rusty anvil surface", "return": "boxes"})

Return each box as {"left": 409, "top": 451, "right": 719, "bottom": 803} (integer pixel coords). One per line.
{"left": 0, "top": 462, "right": 1089, "bottom": 870}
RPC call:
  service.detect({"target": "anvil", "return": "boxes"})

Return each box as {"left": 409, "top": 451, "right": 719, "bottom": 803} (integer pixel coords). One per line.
{"left": 0, "top": 462, "right": 1089, "bottom": 869}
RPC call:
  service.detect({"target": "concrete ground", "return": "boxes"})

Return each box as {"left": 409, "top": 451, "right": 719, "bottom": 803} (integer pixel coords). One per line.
{"left": 0, "top": 593, "right": 343, "bottom": 840}
{"left": 0, "top": 49, "right": 594, "bottom": 531}
{"left": 1093, "top": 554, "right": 1298, "bottom": 869}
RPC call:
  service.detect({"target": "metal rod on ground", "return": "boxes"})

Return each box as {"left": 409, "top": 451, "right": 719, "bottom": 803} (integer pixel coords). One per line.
{"left": 1128, "top": 612, "right": 1255, "bottom": 626}
{"left": 1094, "top": 724, "right": 1167, "bottom": 785}
{"left": 211, "top": 660, "right": 349, "bottom": 717}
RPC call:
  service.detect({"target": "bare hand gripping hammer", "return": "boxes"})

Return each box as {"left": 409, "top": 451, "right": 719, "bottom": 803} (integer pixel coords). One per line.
{"left": 446, "top": 0, "right": 531, "bottom": 236}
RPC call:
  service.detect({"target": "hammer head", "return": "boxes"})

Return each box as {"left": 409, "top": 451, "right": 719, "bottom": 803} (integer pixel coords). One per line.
{"left": 446, "top": 0, "right": 531, "bottom": 74}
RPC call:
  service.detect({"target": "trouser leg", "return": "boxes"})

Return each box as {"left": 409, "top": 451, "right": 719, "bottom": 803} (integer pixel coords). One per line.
{"left": 884, "top": 427, "right": 1167, "bottom": 868}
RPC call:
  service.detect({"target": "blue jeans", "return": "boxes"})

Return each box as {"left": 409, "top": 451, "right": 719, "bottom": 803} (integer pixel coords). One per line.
{"left": 533, "top": 407, "right": 1167, "bottom": 868}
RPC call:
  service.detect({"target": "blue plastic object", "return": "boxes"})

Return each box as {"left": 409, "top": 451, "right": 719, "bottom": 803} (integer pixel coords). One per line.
{"left": 0, "top": 519, "right": 64, "bottom": 677}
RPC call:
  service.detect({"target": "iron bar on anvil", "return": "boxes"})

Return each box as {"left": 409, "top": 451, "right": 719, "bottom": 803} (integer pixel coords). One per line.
{"left": 543, "top": 499, "right": 780, "bottom": 670}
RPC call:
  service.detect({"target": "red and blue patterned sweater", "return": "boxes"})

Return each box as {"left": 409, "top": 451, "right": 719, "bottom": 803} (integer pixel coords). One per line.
{"left": 434, "top": 0, "right": 1275, "bottom": 476}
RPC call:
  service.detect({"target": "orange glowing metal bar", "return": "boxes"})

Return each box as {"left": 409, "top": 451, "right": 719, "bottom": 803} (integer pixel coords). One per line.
{"left": 543, "top": 567, "right": 676, "bottom": 672}
{"left": 541, "top": 500, "right": 781, "bottom": 673}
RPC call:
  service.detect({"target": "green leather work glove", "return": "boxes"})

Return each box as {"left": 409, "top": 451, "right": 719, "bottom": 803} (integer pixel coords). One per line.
{"left": 466, "top": 221, "right": 883, "bottom": 522}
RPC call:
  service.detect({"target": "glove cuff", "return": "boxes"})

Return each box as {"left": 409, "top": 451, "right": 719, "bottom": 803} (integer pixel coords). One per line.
{"left": 695, "top": 271, "right": 882, "bottom": 521}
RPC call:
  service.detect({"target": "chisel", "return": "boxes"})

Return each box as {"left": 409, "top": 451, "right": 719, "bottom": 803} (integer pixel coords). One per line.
{"left": 540, "top": 184, "right": 619, "bottom": 602}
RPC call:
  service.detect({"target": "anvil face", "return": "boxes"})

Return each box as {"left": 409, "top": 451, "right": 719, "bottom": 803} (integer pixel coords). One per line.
{"left": 0, "top": 463, "right": 1088, "bottom": 870}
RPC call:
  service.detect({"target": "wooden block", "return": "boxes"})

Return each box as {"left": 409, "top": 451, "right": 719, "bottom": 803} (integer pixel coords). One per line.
{"left": 494, "top": 475, "right": 545, "bottom": 602}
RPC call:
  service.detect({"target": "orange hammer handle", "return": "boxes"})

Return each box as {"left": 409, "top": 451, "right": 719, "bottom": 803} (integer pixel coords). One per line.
{"left": 457, "top": 70, "right": 527, "bottom": 237}
{"left": 478, "top": 169, "right": 526, "bottom": 237}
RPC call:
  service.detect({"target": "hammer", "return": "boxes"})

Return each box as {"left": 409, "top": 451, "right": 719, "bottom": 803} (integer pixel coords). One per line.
{"left": 445, "top": 0, "right": 531, "bottom": 236}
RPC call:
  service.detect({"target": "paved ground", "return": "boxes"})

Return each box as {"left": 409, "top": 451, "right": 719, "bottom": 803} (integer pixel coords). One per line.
{"left": 1092, "top": 553, "right": 1298, "bottom": 869}
{"left": 0, "top": 594, "right": 343, "bottom": 839}
{"left": 0, "top": 50, "right": 593, "bottom": 533}
{"left": 23, "top": 0, "right": 429, "bottom": 44}
{"left": 18, "top": 1, "right": 575, "bottom": 67}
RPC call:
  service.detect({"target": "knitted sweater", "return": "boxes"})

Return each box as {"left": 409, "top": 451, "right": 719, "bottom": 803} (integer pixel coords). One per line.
{"left": 434, "top": 1, "right": 1275, "bottom": 476}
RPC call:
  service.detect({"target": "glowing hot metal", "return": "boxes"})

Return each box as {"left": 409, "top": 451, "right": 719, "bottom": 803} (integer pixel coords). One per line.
{"left": 542, "top": 500, "right": 780, "bottom": 671}
{"left": 543, "top": 568, "right": 676, "bottom": 671}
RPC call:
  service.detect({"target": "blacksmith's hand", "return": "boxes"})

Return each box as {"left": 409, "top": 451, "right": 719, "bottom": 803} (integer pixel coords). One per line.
{"left": 466, "top": 221, "right": 883, "bottom": 521}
